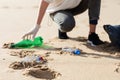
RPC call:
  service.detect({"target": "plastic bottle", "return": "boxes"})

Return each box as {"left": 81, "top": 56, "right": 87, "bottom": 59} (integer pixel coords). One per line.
{"left": 21, "top": 55, "right": 43, "bottom": 63}
{"left": 62, "top": 47, "right": 81, "bottom": 55}
{"left": 10, "top": 36, "right": 43, "bottom": 48}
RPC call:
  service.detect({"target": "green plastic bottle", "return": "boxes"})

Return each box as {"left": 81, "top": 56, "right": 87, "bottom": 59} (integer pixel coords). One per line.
{"left": 10, "top": 36, "right": 43, "bottom": 48}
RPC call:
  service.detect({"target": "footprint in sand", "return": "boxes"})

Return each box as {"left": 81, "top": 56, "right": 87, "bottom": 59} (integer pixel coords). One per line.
{"left": 2, "top": 42, "right": 14, "bottom": 48}
{"left": 9, "top": 52, "right": 48, "bottom": 70}
{"left": 10, "top": 50, "right": 35, "bottom": 58}
{"left": 9, "top": 59, "right": 61, "bottom": 79}
{"left": 23, "top": 66, "right": 61, "bottom": 80}
{"left": 114, "top": 63, "right": 120, "bottom": 74}
{"left": 9, "top": 57, "right": 47, "bottom": 70}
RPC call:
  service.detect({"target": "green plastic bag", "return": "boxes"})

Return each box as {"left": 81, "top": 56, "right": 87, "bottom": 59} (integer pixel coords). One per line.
{"left": 10, "top": 36, "right": 43, "bottom": 48}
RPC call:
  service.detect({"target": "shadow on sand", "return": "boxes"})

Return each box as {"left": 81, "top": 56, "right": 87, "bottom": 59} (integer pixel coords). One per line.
{"left": 69, "top": 36, "right": 120, "bottom": 60}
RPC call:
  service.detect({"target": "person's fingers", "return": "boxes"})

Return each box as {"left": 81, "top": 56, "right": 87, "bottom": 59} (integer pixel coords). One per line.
{"left": 22, "top": 34, "right": 30, "bottom": 40}
{"left": 22, "top": 34, "right": 27, "bottom": 39}
{"left": 32, "top": 36, "right": 35, "bottom": 40}
{"left": 29, "top": 35, "right": 32, "bottom": 40}
{"left": 26, "top": 35, "right": 29, "bottom": 40}
{"left": 32, "top": 33, "right": 36, "bottom": 39}
{"left": 29, "top": 35, "right": 31, "bottom": 39}
{"left": 27, "top": 34, "right": 33, "bottom": 40}
{"left": 22, "top": 31, "right": 36, "bottom": 40}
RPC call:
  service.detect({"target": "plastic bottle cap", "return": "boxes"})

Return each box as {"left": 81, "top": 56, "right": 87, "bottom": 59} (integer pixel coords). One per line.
{"left": 74, "top": 49, "right": 81, "bottom": 55}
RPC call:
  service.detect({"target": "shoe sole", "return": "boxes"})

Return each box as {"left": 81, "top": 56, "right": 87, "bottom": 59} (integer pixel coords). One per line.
{"left": 87, "top": 40, "right": 96, "bottom": 46}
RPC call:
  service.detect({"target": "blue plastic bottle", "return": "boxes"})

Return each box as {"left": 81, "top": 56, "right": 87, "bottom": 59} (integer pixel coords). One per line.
{"left": 62, "top": 47, "right": 81, "bottom": 55}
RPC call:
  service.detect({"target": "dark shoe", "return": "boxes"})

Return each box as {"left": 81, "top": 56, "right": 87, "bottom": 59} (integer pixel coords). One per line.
{"left": 87, "top": 33, "right": 104, "bottom": 46}
{"left": 58, "top": 30, "right": 69, "bottom": 39}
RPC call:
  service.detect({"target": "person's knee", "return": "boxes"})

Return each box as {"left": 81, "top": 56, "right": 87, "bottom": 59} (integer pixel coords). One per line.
{"left": 59, "top": 17, "right": 75, "bottom": 32}
{"left": 52, "top": 11, "right": 75, "bottom": 32}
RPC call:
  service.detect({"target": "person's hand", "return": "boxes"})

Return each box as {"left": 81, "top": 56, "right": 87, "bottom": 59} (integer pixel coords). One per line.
{"left": 22, "top": 24, "right": 40, "bottom": 39}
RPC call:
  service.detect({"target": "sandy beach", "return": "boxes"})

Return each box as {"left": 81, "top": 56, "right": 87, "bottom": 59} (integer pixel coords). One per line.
{"left": 0, "top": 0, "right": 120, "bottom": 80}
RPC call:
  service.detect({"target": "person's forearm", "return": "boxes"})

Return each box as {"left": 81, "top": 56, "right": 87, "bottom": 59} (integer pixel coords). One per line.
{"left": 37, "top": 0, "right": 49, "bottom": 25}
